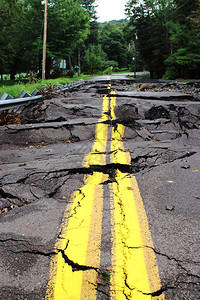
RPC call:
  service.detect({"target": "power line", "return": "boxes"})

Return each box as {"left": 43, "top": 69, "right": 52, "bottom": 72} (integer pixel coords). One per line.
{"left": 49, "top": 4, "right": 83, "bottom": 17}
{"left": 48, "top": 1, "right": 90, "bottom": 17}
{"left": 126, "top": 0, "right": 195, "bottom": 33}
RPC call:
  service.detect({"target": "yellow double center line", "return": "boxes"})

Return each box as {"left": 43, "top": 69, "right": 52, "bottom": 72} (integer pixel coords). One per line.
{"left": 45, "top": 86, "right": 164, "bottom": 299}
{"left": 45, "top": 95, "right": 109, "bottom": 300}
{"left": 109, "top": 92, "right": 164, "bottom": 299}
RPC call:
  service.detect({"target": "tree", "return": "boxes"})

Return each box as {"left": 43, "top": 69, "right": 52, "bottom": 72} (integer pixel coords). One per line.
{"left": 165, "top": 0, "right": 200, "bottom": 78}
{"left": 41, "top": 0, "right": 90, "bottom": 77}
{"left": 190, "top": 0, "right": 200, "bottom": 34}
{"left": 101, "top": 23, "right": 128, "bottom": 68}
{"left": 0, "top": 0, "right": 10, "bottom": 78}
{"left": 0, "top": 0, "right": 29, "bottom": 79}
{"left": 82, "top": 45, "right": 106, "bottom": 73}
{"left": 125, "top": 0, "right": 171, "bottom": 77}
{"left": 0, "top": 0, "right": 94, "bottom": 79}
{"left": 125, "top": 0, "right": 200, "bottom": 78}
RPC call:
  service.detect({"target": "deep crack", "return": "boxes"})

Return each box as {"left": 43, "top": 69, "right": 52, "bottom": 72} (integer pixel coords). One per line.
{"left": 61, "top": 247, "right": 98, "bottom": 272}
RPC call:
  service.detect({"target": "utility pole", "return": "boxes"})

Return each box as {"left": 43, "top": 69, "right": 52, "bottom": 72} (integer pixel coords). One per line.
{"left": 134, "top": 32, "right": 138, "bottom": 78}
{"left": 42, "top": 0, "right": 48, "bottom": 81}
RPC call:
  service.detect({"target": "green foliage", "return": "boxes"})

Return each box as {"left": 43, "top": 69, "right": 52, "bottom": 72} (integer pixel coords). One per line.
{"left": 190, "top": 0, "right": 200, "bottom": 34}
{"left": 82, "top": 45, "right": 106, "bottom": 73}
{"left": 103, "top": 67, "right": 113, "bottom": 75}
{"left": 0, "top": 0, "right": 95, "bottom": 78}
{"left": 49, "top": 0, "right": 90, "bottom": 53}
{"left": 163, "top": 66, "right": 178, "bottom": 80}
{"left": 101, "top": 61, "right": 119, "bottom": 70}
{"left": 0, "top": 75, "right": 90, "bottom": 98}
{"left": 0, "top": 0, "right": 30, "bottom": 78}
{"left": 164, "top": 1, "right": 200, "bottom": 78}
{"left": 164, "top": 48, "right": 200, "bottom": 78}
{"left": 1, "top": 0, "right": 199, "bottom": 80}
{"left": 100, "top": 23, "right": 128, "bottom": 68}
{"left": 125, "top": 0, "right": 200, "bottom": 79}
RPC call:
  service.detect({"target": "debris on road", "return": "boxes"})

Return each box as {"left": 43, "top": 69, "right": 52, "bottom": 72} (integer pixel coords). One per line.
{"left": 181, "top": 164, "right": 191, "bottom": 169}
{"left": 165, "top": 205, "right": 175, "bottom": 211}
{"left": 0, "top": 75, "right": 199, "bottom": 299}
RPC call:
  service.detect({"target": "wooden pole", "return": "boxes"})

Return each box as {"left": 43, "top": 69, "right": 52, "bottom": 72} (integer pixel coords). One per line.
{"left": 134, "top": 33, "right": 138, "bottom": 79}
{"left": 42, "top": 0, "right": 48, "bottom": 81}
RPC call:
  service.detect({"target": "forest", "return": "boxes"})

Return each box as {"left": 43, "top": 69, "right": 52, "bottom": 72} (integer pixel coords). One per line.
{"left": 0, "top": 0, "right": 200, "bottom": 80}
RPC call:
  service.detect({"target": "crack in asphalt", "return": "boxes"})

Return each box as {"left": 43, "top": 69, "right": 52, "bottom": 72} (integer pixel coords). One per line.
{"left": 8, "top": 249, "right": 57, "bottom": 257}
{"left": 130, "top": 150, "right": 196, "bottom": 173}
{"left": 4, "top": 121, "right": 99, "bottom": 133}
{"left": 1, "top": 81, "right": 200, "bottom": 299}
{"left": 0, "top": 238, "right": 57, "bottom": 256}
{"left": 67, "top": 189, "right": 85, "bottom": 220}
{"left": 106, "top": 157, "right": 199, "bottom": 299}
{"left": 48, "top": 177, "right": 72, "bottom": 198}
{"left": 96, "top": 288, "right": 110, "bottom": 298}
{"left": 123, "top": 273, "right": 165, "bottom": 298}
{"left": 0, "top": 188, "right": 24, "bottom": 201}
{"left": 150, "top": 246, "right": 200, "bottom": 266}
{"left": 60, "top": 242, "right": 98, "bottom": 272}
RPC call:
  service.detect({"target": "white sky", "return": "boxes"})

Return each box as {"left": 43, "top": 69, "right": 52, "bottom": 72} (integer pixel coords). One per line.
{"left": 95, "top": 0, "right": 127, "bottom": 22}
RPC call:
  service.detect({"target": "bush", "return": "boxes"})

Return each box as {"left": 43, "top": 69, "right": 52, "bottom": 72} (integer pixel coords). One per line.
{"left": 101, "top": 60, "right": 118, "bottom": 70}
{"left": 103, "top": 67, "right": 113, "bottom": 75}
{"left": 163, "top": 66, "right": 178, "bottom": 80}
{"left": 164, "top": 48, "right": 200, "bottom": 79}
{"left": 82, "top": 45, "right": 106, "bottom": 74}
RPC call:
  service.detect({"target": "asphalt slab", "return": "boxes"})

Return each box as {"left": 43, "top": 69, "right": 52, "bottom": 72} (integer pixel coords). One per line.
{"left": 0, "top": 75, "right": 199, "bottom": 299}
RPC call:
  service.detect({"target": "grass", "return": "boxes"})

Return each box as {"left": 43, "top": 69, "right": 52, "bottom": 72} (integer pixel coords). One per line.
{"left": 0, "top": 74, "right": 90, "bottom": 98}
{"left": 113, "top": 68, "right": 130, "bottom": 74}
{"left": 126, "top": 72, "right": 150, "bottom": 79}
{"left": 0, "top": 70, "right": 149, "bottom": 98}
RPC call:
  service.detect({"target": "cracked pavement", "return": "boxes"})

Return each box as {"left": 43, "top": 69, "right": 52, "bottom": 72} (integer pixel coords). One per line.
{"left": 0, "top": 74, "right": 200, "bottom": 299}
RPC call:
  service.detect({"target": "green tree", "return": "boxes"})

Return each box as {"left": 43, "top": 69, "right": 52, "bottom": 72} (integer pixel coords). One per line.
{"left": 0, "top": 0, "right": 10, "bottom": 78}
{"left": 165, "top": 0, "right": 200, "bottom": 78}
{"left": 190, "top": 0, "right": 200, "bottom": 33}
{"left": 125, "top": 0, "right": 200, "bottom": 78}
{"left": 0, "top": 0, "right": 95, "bottom": 79}
{"left": 101, "top": 23, "right": 127, "bottom": 68}
{"left": 0, "top": 0, "right": 29, "bottom": 79}
{"left": 43, "top": 0, "right": 90, "bottom": 77}
{"left": 126, "top": 0, "right": 171, "bottom": 77}
{"left": 82, "top": 45, "right": 106, "bottom": 73}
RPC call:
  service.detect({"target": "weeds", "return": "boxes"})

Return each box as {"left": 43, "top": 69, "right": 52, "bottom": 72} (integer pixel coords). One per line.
{"left": 0, "top": 75, "right": 90, "bottom": 98}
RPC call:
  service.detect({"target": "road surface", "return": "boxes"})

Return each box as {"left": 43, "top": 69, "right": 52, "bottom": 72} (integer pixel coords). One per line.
{"left": 0, "top": 75, "right": 199, "bottom": 299}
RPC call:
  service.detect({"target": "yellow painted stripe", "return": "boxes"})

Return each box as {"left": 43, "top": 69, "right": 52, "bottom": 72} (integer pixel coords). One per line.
{"left": 84, "top": 94, "right": 109, "bottom": 167}
{"left": 130, "top": 176, "right": 164, "bottom": 296}
{"left": 46, "top": 94, "right": 109, "bottom": 300}
{"left": 110, "top": 92, "right": 131, "bottom": 165}
{"left": 81, "top": 173, "right": 108, "bottom": 298}
{"left": 110, "top": 90, "right": 164, "bottom": 299}
{"left": 46, "top": 173, "right": 104, "bottom": 300}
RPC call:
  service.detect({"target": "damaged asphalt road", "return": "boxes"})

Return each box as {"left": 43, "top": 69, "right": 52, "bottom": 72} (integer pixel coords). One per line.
{"left": 0, "top": 74, "right": 200, "bottom": 299}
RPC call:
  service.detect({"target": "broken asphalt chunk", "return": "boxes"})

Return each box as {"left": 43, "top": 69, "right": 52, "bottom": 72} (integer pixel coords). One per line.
{"left": 165, "top": 205, "right": 175, "bottom": 211}
{"left": 181, "top": 164, "right": 191, "bottom": 169}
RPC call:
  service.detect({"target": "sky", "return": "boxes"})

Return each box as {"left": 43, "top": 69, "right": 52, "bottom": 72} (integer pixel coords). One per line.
{"left": 95, "top": 0, "right": 127, "bottom": 22}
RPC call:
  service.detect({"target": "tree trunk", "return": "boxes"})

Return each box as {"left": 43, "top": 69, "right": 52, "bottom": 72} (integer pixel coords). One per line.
{"left": 68, "top": 55, "right": 74, "bottom": 77}
{"left": 68, "top": 55, "right": 73, "bottom": 72}
{"left": 10, "top": 72, "right": 15, "bottom": 80}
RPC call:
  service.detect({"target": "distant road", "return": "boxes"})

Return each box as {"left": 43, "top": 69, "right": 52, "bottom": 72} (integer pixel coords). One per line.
{"left": 88, "top": 71, "right": 150, "bottom": 81}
